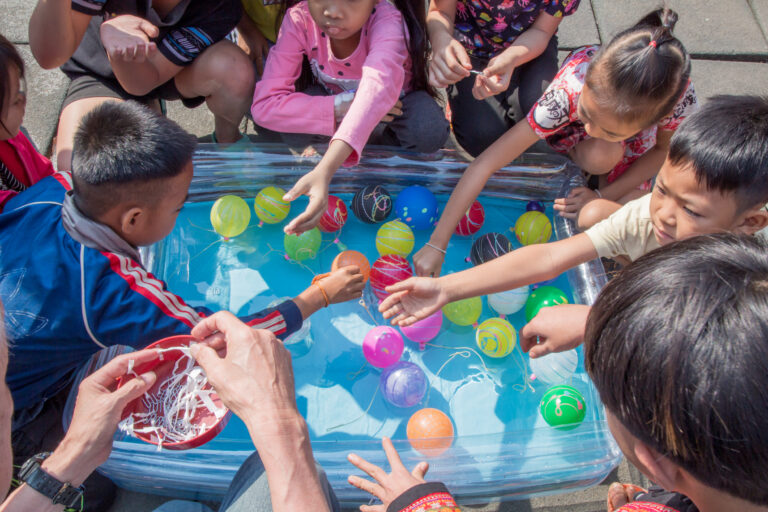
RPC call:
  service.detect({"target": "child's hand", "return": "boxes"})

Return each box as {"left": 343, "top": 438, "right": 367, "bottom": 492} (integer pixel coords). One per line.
{"left": 283, "top": 168, "right": 332, "bottom": 235}
{"left": 554, "top": 187, "right": 599, "bottom": 219}
{"left": 100, "top": 15, "right": 159, "bottom": 63}
{"left": 428, "top": 31, "right": 472, "bottom": 88}
{"left": 413, "top": 243, "right": 446, "bottom": 277}
{"left": 378, "top": 277, "right": 448, "bottom": 326}
{"left": 472, "top": 54, "right": 514, "bottom": 100}
{"left": 381, "top": 100, "right": 403, "bottom": 123}
{"left": 236, "top": 25, "right": 270, "bottom": 76}
{"left": 347, "top": 437, "right": 428, "bottom": 512}
{"left": 520, "top": 304, "right": 590, "bottom": 358}
{"left": 318, "top": 266, "right": 365, "bottom": 304}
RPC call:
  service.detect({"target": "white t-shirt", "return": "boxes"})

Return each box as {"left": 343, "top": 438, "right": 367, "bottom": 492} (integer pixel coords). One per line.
{"left": 584, "top": 194, "right": 660, "bottom": 261}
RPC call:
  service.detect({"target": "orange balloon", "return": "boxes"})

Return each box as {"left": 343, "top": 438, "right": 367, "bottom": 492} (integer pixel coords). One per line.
{"left": 332, "top": 250, "right": 371, "bottom": 283}
{"left": 406, "top": 408, "right": 454, "bottom": 457}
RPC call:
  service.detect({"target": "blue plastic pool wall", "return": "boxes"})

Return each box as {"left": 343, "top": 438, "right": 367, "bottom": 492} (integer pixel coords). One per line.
{"left": 100, "top": 145, "right": 620, "bottom": 504}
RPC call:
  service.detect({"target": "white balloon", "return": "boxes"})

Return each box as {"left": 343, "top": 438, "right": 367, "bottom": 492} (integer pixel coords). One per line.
{"left": 529, "top": 349, "right": 578, "bottom": 385}
{"left": 488, "top": 286, "right": 530, "bottom": 315}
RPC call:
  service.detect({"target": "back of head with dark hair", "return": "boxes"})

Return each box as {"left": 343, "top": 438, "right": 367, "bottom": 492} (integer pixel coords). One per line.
{"left": 391, "top": 0, "right": 434, "bottom": 97}
{"left": 0, "top": 33, "right": 24, "bottom": 133}
{"left": 71, "top": 101, "right": 196, "bottom": 216}
{"left": 585, "top": 233, "right": 768, "bottom": 505}
{"left": 668, "top": 94, "right": 768, "bottom": 210}
{"left": 586, "top": 8, "right": 690, "bottom": 126}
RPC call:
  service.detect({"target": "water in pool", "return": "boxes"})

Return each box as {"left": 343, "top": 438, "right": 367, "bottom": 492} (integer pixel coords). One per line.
{"left": 104, "top": 185, "right": 618, "bottom": 503}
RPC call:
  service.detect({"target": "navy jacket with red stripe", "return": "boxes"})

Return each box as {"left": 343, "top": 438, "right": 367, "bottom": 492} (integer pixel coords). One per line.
{"left": 0, "top": 174, "right": 302, "bottom": 412}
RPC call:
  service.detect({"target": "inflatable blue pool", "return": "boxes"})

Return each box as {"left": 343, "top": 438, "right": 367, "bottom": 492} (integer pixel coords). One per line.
{"left": 98, "top": 145, "right": 620, "bottom": 504}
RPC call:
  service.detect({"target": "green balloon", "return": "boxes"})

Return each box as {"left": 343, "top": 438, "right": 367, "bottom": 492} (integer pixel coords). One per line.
{"left": 524, "top": 286, "right": 569, "bottom": 322}
{"left": 442, "top": 296, "right": 482, "bottom": 326}
{"left": 284, "top": 228, "right": 322, "bottom": 261}
{"left": 540, "top": 385, "right": 586, "bottom": 430}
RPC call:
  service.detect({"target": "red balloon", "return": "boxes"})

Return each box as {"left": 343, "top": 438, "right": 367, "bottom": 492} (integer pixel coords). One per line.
{"left": 370, "top": 255, "right": 413, "bottom": 300}
{"left": 318, "top": 194, "right": 348, "bottom": 232}
{"left": 455, "top": 200, "right": 485, "bottom": 236}
{"left": 332, "top": 250, "right": 371, "bottom": 283}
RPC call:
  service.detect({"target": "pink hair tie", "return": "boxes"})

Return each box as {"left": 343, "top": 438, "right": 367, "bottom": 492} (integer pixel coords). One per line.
{"left": 649, "top": 40, "right": 658, "bottom": 49}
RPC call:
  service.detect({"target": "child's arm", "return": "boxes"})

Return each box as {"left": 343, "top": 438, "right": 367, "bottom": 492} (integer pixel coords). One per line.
{"left": 599, "top": 130, "right": 672, "bottom": 203}
{"left": 236, "top": 11, "right": 271, "bottom": 76}
{"left": 413, "top": 120, "right": 540, "bottom": 277}
{"left": 520, "top": 304, "right": 591, "bottom": 357}
{"left": 474, "top": 12, "right": 562, "bottom": 100}
{"left": 427, "top": 0, "right": 471, "bottom": 87}
{"left": 29, "top": 0, "right": 92, "bottom": 69}
{"left": 381, "top": 233, "right": 598, "bottom": 326}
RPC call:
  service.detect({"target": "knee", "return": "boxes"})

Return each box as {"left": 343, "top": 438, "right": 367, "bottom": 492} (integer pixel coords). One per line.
{"left": 204, "top": 42, "right": 255, "bottom": 100}
{"left": 453, "top": 113, "right": 508, "bottom": 157}
{"left": 395, "top": 92, "right": 449, "bottom": 153}
{"left": 577, "top": 199, "right": 619, "bottom": 231}
{"left": 570, "top": 139, "right": 623, "bottom": 175}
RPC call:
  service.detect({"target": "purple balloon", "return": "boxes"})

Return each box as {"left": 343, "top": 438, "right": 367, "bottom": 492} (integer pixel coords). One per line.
{"left": 526, "top": 201, "right": 545, "bottom": 213}
{"left": 380, "top": 361, "right": 428, "bottom": 408}
{"left": 363, "top": 326, "right": 404, "bottom": 368}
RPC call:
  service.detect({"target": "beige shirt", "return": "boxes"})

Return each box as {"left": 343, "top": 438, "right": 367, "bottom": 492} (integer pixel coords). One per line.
{"left": 584, "top": 194, "right": 660, "bottom": 261}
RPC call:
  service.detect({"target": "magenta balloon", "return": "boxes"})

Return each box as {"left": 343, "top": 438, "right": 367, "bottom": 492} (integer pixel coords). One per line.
{"left": 362, "top": 326, "right": 404, "bottom": 368}
{"left": 380, "top": 361, "right": 428, "bottom": 408}
{"left": 400, "top": 311, "right": 443, "bottom": 344}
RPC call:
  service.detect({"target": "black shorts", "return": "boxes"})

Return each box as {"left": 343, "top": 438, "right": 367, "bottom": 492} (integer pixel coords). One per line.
{"left": 62, "top": 72, "right": 206, "bottom": 110}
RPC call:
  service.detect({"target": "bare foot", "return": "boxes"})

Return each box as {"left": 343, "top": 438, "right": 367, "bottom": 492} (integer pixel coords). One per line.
{"left": 607, "top": 483, "right": 647, "bottom": 512}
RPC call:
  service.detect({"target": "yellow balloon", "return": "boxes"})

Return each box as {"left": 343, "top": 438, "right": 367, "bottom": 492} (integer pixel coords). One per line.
{"left": 254, "top": 186, "right": 290, "bottom": 224}
{"left": 514, "top": 211, "right": 552, "bottom": 246}
{"left": 442, "top": 296, "right": 482, "bottom": 326}
{"left": 376, "top": 220, "right": 415, "bottom": 257}
{"left": 210, "top": 195, "right": 251, "bottom": 238}
{"left": 475, "top": 317, "right": 517, "bottom": 358}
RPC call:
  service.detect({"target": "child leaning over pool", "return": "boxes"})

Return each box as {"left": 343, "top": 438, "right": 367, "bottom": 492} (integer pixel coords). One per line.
{"left": 251, "top": 0, "right": 449, "bottom": 235}
{"left": 414, "top": 7, "right": 697, "bottom": 278}
{"left": 0, "top": 101, "right": 364, "bottom": 467}
{"left": 377, "top": 95, "right": 768, "bottom": 327}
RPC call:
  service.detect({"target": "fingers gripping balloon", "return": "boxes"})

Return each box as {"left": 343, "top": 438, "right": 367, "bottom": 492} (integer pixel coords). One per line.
{"left": 332, "top": 250, "right": 371, "bottom": 283}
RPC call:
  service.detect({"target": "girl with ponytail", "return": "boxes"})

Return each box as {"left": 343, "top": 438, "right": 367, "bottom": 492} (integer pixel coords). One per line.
{"left": 252, "top": 0, "right": 448, "bottom": 234}
{"left": 413, "top": 8, "right": 698, "bottom": 278}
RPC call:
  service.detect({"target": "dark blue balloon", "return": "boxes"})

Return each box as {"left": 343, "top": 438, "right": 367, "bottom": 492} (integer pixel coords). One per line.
{"left": 394, "top": 186, "right": 439, "bottom": 230}
{"left": 526, "top": 201, "right": 545, "bottom": 213}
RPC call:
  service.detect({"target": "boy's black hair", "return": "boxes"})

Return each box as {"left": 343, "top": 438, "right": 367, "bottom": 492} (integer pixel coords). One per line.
{"left": 586, "top": 8, "right": 690, "bottom": 126}
{"left": 0, "top": 33, "right": 25, "bottom": 135}
{"left": 71, "top": 101, "right": 196, "bottom": 216}
{"left": 585, "top": 233, "right": 768, "bottom": 505}
{"left": 668, "top": 95, "right": 768, "bottom": 210}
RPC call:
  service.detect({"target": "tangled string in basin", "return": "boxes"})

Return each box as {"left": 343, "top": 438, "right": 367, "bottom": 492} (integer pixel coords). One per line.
{"left": 119, "top": 346, "right": 228, "bottom": 450}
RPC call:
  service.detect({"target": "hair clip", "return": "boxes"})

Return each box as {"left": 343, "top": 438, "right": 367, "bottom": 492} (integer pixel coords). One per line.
{"left": 649, "top": 40, "right": 658, "bottom": 49}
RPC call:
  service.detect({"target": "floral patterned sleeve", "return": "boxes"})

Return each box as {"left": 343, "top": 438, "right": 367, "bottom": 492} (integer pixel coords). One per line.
{"left": 545, "top": 0, "right": 581, "bottom": 17}
{"left": 658, "top": 80, "right": 699, "bottom": 132}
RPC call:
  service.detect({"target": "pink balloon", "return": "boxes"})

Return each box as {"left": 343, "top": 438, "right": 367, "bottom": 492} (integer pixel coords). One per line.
{"left": 363, "top": 326, "right": 404, "bottom": 368}
{"left": 400, "top": 311, "right": 443, "bottom": 348}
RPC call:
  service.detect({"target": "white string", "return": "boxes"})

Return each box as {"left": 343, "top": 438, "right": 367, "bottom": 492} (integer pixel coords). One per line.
{"left": 118, "top": 346, "right": 226, "bottom": 450}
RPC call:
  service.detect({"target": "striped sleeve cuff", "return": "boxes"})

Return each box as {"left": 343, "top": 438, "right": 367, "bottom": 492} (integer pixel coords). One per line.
{"left": 243, "top": 299, "right": 303, "bottom": 339}
{"left": 387, "top": 482, "right": 460, "bottom": 512}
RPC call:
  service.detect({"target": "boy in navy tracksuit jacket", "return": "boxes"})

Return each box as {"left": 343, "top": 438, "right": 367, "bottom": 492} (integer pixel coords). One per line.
{"left": 0, "top": 102, "right": 364, "bottom": 504}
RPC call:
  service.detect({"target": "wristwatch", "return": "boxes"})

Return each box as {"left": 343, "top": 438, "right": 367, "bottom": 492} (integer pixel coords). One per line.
{"left": 18, "top": 452, "right": 84, "bottom": 509}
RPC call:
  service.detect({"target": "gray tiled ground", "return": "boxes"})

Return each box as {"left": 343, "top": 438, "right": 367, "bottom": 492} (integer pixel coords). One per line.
{"left": 591, "top": 0, "right": 768, "bottom": 57}
{"left": 557, "top": 1, "right": 600, "bottom": 49}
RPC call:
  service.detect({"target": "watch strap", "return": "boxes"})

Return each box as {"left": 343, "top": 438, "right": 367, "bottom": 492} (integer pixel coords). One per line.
{"left": 19, "top": 453, "right": 84, "bottom": 509}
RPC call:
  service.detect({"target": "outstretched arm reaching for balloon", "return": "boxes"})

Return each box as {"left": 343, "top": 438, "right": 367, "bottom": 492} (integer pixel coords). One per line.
{"left": 413, "top": 120, "right": 540, "bottom": 277}
{"left": 382, "top": 233, "right": 598, "bottom": 326}
{"left": 520, "top": 304, "right": 590, "bottom": 358}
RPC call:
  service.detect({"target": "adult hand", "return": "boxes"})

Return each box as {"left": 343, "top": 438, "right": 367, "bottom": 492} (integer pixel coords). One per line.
{"left": 381, "top": 100, "right": 403, "bottom": 123}
{"left": 100, "top": 15, "right": 159, "bottom": 63}
{"left": 42, "top": 350, "right": 158, "bottom": 486}
{"left": 554, "top": 187, "right": 599, "bottom": 219}
{"left": 236, "top": 26, "right": 270, "bottom": 76}
{"left": 348, "top": 437, "right": 428, "bottom": 512}
{"left": 283, "top": 167, "right": 332, "bottom": 235}
{"left": 190, "top": 312, "right": 299, "bottom": 437}
{"left": 428, "top": 31, "right": 471, "bottom": 88}
{"left": 520, "top": 304, "right": 590, "bottom": 358}
{"left": 413, "top": 244, "right": 446, "bottom": 277}
{"left": 378, "top": 277, "right": 448, "bottom": 326}
{"left": 317, "top": 266, "right": 366, "bottom": 304}
{"left": 472, "top": 52, "right": 514, "bottom": 100}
